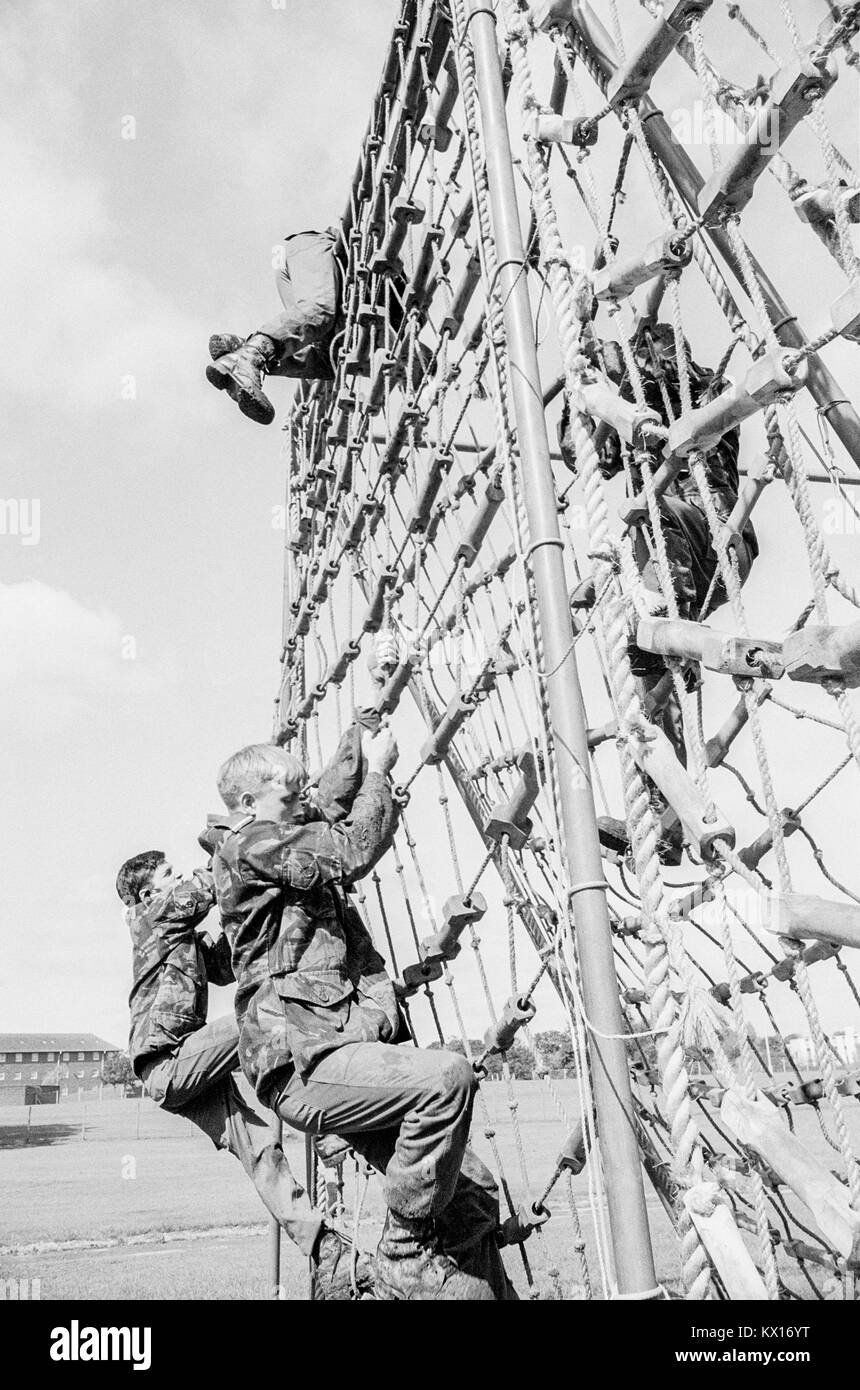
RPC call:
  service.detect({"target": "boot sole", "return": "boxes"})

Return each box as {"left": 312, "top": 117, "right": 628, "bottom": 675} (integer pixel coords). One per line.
{"left": 205, "top": 362, "right": 274, "bottom": 425}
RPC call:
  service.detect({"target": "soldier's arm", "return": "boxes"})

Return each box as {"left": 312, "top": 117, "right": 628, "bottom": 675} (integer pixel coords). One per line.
{"left": 240, "top": 771, "right": 397, "bottom": 891}
{"left": 330, "top": 768, "right": 397, "bottom": 885}
{"left": 240, "top": 728, "right": 398, "bottom": 888}
{"left": 151, "top": 875, "right": 215, "bottom": 927}
{"left": 311, "top": 709, "right": 380, "bottom": 824}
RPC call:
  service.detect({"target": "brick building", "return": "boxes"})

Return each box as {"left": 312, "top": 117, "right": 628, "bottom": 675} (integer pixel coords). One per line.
{"left": 0, "top": 1033, "right": 120, "bottom": 1104}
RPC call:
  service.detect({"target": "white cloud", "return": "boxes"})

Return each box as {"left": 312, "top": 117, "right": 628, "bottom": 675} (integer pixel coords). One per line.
{"left": 0, "top": 580, "right": 166, "bottom": 734}
{"left": 0, "top": 123, "right": 206, "bottom": 411}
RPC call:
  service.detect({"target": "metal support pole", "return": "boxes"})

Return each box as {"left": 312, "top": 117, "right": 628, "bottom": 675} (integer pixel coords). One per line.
{"left": 466, "top": 0, "right": 658, "bottom": 1297}
{"left": 568, "top": 1, "right": 860, "bottom": 472}
{"left": 269, "top": 1114, "right": 284, "bottom": 1299}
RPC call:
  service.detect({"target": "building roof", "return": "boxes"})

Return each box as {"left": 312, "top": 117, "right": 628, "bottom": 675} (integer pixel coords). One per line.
{"left": 0, "top": 1033, "right": 120, "bottom": 1053}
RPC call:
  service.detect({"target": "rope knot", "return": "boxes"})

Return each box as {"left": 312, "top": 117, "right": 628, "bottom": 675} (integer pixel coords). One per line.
{"left": 587, "top": 540, "right": 620, "bottom": 571}
{"left": 683, "top": 1179, "right": 726, "bottom": 1220}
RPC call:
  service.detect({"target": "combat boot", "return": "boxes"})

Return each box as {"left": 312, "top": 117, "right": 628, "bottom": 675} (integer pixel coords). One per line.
{"left": 205, "top": 332, "right": 278, "bottom": 424}
{"left": 313, "top": 1227, "right": 375, "bottom": 1301}
{"left": 208, "top": 332, "right": 243, "bottom": 359}
{"left": 374, "top": 1209, "right": 496, "bottom": 1301}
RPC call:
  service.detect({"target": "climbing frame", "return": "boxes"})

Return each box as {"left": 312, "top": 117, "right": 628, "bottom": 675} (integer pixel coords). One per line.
{"left": 276, "top": 0, "right": 860, "bottom": 1300}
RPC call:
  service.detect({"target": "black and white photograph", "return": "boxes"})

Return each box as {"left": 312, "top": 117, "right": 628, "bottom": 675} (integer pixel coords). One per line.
{"left": 2, "top": 0, "right": 860, "bottom": 1364}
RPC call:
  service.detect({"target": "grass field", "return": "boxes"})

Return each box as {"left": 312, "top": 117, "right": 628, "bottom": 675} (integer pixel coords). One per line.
{"left": 1, "top": 1079, "right": 855, "bottom": 1300}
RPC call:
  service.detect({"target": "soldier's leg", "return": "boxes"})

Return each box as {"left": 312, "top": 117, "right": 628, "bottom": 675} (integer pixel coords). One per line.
{"left": 435, "top": 1149, "right": 518, "bottom": 1300}
{"left": 275, "top": 1041, "right": 475, "bottom": 1221}
{"left": 258, "top": 231, "right": 339, "bottom": 359}
{"left": 331, "top": 1125, "right": 515, "bottom": 1298}
{"left": 179, "top": 1075, "right": 322, "bottom": 1256}
{"left": 141, "top": 1018, "right": 321, "bottom": 1255}
{"left": 141, "top": 1014, "right": 240, "bottom": 1105}
{"left": 276, "top": 1042, "right": 497, "bottom": 1299}
{"left": 635, "top": 501, "right": 698, "bottom": 623}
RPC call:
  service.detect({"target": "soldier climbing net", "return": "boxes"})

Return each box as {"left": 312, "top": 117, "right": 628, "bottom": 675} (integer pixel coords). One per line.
{"left": 274, "top": 0, "right": 860, "bottom": 1300}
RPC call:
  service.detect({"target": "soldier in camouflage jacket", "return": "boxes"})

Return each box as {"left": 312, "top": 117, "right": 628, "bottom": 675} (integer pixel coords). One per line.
{"left": 212, "top": 724, "right": 516, "bottom": 1299}
{"left": 117, "top": 847, "right": 323, "bottom": 1262}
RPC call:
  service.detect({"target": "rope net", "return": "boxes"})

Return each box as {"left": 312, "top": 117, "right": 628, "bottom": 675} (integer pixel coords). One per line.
{"left": 276, "top": 0, "right": 860, "bottom": 1300}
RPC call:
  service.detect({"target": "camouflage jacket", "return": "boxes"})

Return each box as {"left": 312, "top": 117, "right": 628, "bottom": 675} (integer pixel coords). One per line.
{"left": 308, "top": 707, "right": 379, "bottom": 824}
{"left": 127, "top": 872, "right": 233, "bottom": 1076}
{"left": 198, "top": 811, "right": 250, "bottom": 859}
{"left": 213, "top": 768, "right": 399, "bottom": 1100}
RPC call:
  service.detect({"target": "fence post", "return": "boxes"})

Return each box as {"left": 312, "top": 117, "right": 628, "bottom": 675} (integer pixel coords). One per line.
{"left": 25, "top": 1105, "right": 32, "bottom": 1146}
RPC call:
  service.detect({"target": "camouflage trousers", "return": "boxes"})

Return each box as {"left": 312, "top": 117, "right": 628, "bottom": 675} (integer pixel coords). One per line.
{"left": 636, "top": 492, "right": 755, "bottom": 623}
{"left": 274, "top": 1040, "right": 517, "bottom": 1299}
{"left": 636, "top": 493, "right": 755, "bottom": 765}
{"left": 140, "top": 1015, "right": 322, "bottom": 1256}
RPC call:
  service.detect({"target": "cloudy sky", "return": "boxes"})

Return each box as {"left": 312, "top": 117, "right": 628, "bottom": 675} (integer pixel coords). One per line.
{"left": 1, "top": 0, "right": 404, "bottom": 1048}
{"left": 2, "top": 0, "right": 859, "bottom": 1052}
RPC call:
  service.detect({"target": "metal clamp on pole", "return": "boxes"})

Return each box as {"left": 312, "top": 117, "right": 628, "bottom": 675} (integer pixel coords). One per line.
{"left": 419, "top": 693, "right": 476, "bottom": 764}
{"left": 636, "top": 616, "right": 785, "bottom": 680}
{"left": 523, "top": 110, "right": 598, "bottom": 147}
{"left": 484, "top": 748, "right": 542, "bottom": 849}
{"left": 665, "top": 351, "right": 808, "bottom": 458}
{"left": 698, "top": 44, "right": 838, "bottom": 224}
{"left": 606, "top": 0, "right": 714, "bottom": 107}
{"left": 592, "top": 231, "right": 692, "bottom": 302}
{"left": 419, "top": 49, "right": 460, "bottom": 150}
{"left": 783, "top": 618, "right": 860, "bottom": 687}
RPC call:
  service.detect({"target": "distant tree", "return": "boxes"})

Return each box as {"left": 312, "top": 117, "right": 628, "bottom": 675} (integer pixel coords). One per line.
{"left": 534, "top": 1029, "right": 574, "bottom": 1073}
{"left": 763, "top": 1034, "right": 787, "bottom": 1073}
{"left": 504, "top": 1042, "right": 534, "bottom": 1079}
{"left": 102, "top": 1052, "right": 135, "bottom": 1090}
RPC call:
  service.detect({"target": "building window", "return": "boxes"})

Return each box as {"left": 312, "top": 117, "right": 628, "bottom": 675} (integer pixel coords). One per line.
{"left": 30, "top": 1072, "right": 38, "bottom": 1080}
{"left": 91, "top": 1069, "right": 100, "bottom": 1078}
{"left": 13, "top": 1072, "right": 21, "bottom": 1081}
{"left": 0, "top": 1073, "right": 5, "bottom": 1080}
{"left": 77, "top": 1052, "right": 85, "bottom": 1061}
{"left": 0, "top": 1054, "right": 5, "bottom": 1063}
{"left": 46, "top": 1052, "right": 55, "bottom": 1062}
{"left": 75, "top": 1070, "right": 84, "bottom": 1079}
{"left": 62, "top": 1052, "right": 69, "bottom": 1062}
{"left": 15, "top": 1053, "right": 22, "bottom": 1063}
{"left": 61, "top": 1086, "right": 68, "bottom": 1097}
{"left": 30, "top": 1052, "right": 38, "bottom": 1062}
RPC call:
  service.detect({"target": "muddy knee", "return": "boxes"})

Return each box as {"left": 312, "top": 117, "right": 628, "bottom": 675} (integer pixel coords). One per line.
{"left": 435, "top": 1051, "right": 476, "bottom": 1108}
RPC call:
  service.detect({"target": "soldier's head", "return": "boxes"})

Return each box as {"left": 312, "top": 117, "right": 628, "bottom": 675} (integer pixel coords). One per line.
{"left": 116, "top": 851, "right": 178, "bottom": 909}
{"left": 217, "top": 744, "right": 308, "bottom": 825}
